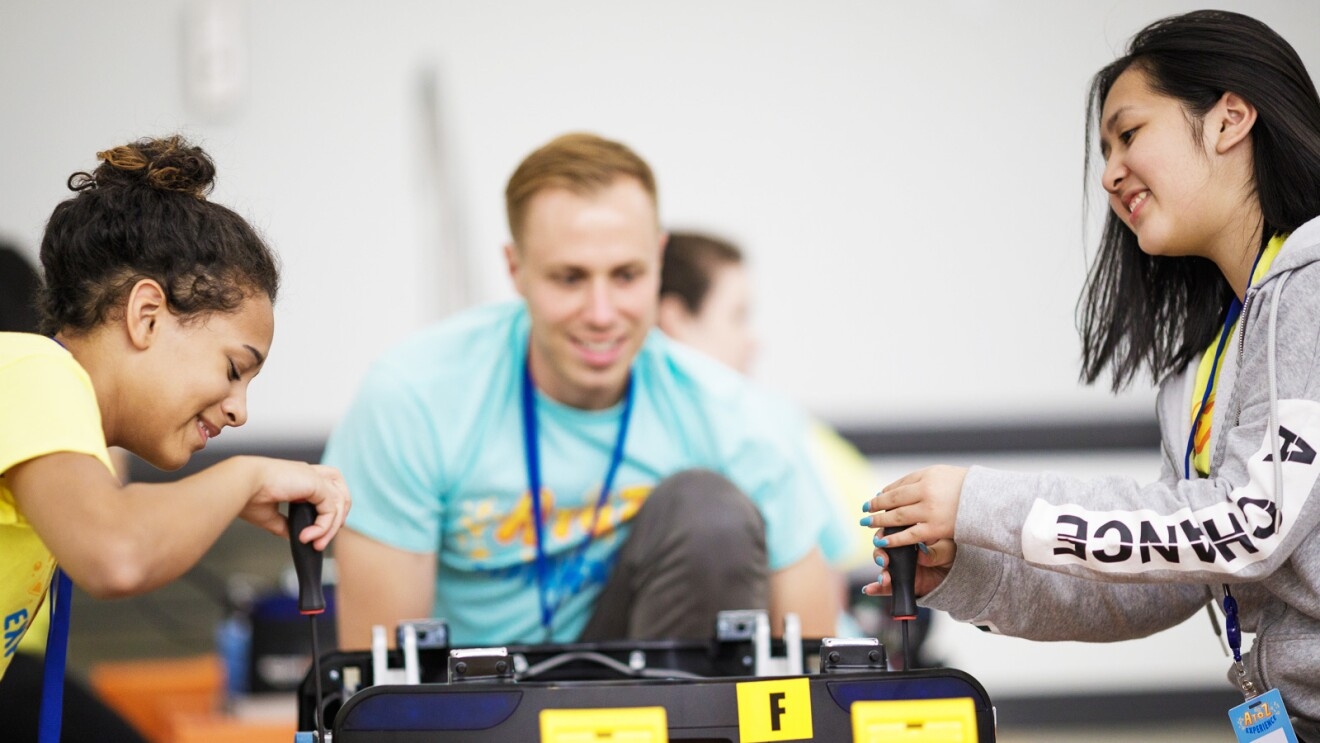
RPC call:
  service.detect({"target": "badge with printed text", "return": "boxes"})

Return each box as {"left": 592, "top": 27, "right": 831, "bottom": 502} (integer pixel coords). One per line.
{"left": 1230, "top": 689, "right": 1298, "bottom": 743}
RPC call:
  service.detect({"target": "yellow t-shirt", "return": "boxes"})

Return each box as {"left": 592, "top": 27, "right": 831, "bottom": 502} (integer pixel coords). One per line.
{"left": 1191, "top": 235, "right": 1286, "bottom": 476}
{"left": 0, "top": 332, "right": 113, "bottom": 680}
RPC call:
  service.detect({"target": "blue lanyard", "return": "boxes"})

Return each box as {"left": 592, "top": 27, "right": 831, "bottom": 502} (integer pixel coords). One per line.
{"left": 1183, "top": 249, "right": 1265, "bottom": 678}
{"left": 40, "top": 336, "right": 72, "bottom": 743}
{"left": 520, "top": 358, "right": 635, "bottom": 639}
{"left": 39, "top": 569, "right": 73, "bottom": 743}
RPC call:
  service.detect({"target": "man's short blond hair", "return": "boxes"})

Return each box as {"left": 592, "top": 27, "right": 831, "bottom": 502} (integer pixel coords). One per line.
{"left": 505, "top": 132, "right": 658, "bottom": 246}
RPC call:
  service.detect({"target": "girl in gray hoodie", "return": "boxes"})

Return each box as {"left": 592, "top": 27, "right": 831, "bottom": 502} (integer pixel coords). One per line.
{"left": 862, "top": 9, "right": 1320, "bottom": 738}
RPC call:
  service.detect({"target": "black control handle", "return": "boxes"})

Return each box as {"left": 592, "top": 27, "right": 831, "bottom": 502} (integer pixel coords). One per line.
{"left": 883, "top": 526, "right": 918, "bottom": 621}
{"left": 287, "top": 501, "right": 326, "bottom": 615}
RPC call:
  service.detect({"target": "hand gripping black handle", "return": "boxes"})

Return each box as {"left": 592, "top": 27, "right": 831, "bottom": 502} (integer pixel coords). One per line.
{"left": 883, "top": 526, "right": 918, "bottom": 621}
{"left": 287, "top": 501, "right": 326, "bottom": 615}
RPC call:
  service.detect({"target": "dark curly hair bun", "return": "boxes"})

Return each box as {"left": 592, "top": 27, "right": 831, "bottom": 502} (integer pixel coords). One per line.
{"left": 68, "top": 135, "right": 217, "bottom": 199}
{"left": 39, "top": 134, "right": 278, "bottom": 335}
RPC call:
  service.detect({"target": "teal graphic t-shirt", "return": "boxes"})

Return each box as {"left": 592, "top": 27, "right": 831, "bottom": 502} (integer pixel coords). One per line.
{"left": 325, "top": 302, "right": 831, "bottom": 644}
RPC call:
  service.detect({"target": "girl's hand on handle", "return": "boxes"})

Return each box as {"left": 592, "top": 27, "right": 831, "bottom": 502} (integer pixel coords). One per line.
{"left": 239, "top": 457, "right": 352, "bottom": 550}
{"left": 861, "top": 465, "right": 967, "bottom": 549}
{"left": 861, "top": 539, "right": 958, "bottom": 597}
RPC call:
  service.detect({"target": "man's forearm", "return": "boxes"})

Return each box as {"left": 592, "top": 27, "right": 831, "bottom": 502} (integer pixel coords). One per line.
{"left": 769, "top": 547, "right": 841, "bottom": 637}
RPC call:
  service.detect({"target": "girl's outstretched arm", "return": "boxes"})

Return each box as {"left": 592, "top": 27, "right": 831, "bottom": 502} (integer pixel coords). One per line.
{"left": 8, "top": 453, "right": 350, "bottom": 599}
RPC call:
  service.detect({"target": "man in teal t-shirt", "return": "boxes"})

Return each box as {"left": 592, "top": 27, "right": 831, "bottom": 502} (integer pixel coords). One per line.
{"left": 325, "top": 133, "right": 841, "bottom": 647}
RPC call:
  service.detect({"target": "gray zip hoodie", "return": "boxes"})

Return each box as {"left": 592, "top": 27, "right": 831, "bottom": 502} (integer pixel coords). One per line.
{"left": 922, "top": 215, "right": 1320, "bottom": 738}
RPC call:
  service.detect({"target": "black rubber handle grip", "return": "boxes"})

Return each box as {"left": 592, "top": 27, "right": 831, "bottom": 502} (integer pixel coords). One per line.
{"left": 883, "top": 526, "right": 918, "bottom": 620}
{"left": 287, "top": 501, "right": 326, "bottom": 615}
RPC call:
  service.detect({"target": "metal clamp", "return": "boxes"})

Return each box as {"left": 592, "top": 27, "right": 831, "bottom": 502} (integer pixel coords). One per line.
{"left": 819, "top": 637, "right": 887, "bottom": 674}
{"left": 371, "top": 619, "right": 450, "bottom": 686}
{"left": 714, "top": 609, "right": 802, "bottom": 677}
{"left": 715, "top": 609, "right": 760, "bottom": 641}
{"left": 448, "top": 647, "right": 515, "bottom": 683}
{"left": 398, "top": 618, "right": 449, "bottom": 650}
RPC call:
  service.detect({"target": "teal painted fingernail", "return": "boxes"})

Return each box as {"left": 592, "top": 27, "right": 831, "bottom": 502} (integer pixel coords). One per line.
{"left": 873, "top": 535, "right": 884, "bottom": 548}
{"left": 877, "top": 573, "right": 886, "bottom": 585}
{"left": 918, "top": 542, "right": 931, "bottom": 555}
{"left": 862, "top": 502, "right": 871, "bottom": 513}
{"left": 874, "top": 554, "right": 885, "bottom": 567}
{"left": 859, "top": 516, "right": 872, "bottom": 527}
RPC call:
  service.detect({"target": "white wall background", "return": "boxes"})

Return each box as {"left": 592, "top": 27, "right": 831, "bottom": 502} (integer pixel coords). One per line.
{"left": 6, "top": 0, "right": 1317, "bottom": 444}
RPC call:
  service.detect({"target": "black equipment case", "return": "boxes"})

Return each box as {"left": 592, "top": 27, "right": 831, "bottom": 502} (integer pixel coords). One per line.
{"left": 297, "top": 614, "right": 995, "bottom": 742}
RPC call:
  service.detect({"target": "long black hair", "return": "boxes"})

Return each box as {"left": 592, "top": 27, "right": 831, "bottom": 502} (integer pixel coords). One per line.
{"left": 38, "top": 135, "right": 279, "bottom": 336}
{"left": 1079, "top": 10, "right": 1320, "bottom": 390}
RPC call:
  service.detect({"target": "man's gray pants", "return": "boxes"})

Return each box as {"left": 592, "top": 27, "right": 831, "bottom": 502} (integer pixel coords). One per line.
{"left": 577, "top": 469, "right": 769, "bottom": 641}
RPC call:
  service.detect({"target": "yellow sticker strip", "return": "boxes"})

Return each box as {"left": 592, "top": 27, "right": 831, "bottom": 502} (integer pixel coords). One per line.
{"left": 736, "top": 677, "right": 814, "bottom": 742}
{"left": 540, "top": 706, "right": 669, "bottom": 742}
{"left": 851, "top": 698, "right": 978, "bottom": 743}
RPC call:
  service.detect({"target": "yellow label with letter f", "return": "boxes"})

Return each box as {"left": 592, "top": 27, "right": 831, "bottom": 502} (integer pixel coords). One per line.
{"left": 736, "top": 677, "right": 813, "bottom": 742}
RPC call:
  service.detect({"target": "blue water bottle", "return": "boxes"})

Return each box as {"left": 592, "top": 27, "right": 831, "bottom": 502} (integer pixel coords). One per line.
{"left": 215, "top": 611, "right": 251, "bottom": 709}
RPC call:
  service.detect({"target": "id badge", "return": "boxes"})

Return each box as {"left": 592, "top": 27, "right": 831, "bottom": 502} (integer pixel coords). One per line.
{"left": 1229, "top": 689, "right": 1299, "bottom": 743}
